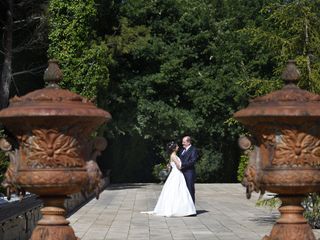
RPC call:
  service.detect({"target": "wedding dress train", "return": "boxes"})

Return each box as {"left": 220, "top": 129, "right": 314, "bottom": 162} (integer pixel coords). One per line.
{"left": 144, "top": 158, "right": 196, "bottom": 217}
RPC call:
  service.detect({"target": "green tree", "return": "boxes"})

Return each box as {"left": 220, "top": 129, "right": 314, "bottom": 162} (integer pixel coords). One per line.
{"left": 48, "top": 0, "right": 112, "bottom": 101}
{"left": 242, "top": 0, "right": 320, "bottom": 94}
{"left": 237, "top": 0, "right": 320, "bottom": 183}
{"left": 104, "top": 0, "right": 264, "bottom": 182}
{"left": 0, "top": 129, "right": 9, "bottom": 194}
{"left": 238, "top": 0, "right": 320, "bottom": 227}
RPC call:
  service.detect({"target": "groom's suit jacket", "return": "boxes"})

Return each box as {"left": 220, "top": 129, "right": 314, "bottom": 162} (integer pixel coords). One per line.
{"left": 179, "top": 145, "right": 198, "bottom": 172}
{"left": 179, "top": 145, "right": 198, "bottom": 202}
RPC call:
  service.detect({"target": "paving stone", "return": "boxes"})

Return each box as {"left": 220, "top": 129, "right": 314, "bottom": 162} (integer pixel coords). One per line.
{"left": 69, "top": 183, "right": 320, "bottom": 240}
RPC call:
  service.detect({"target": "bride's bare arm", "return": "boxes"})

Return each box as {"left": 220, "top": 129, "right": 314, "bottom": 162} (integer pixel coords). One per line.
{"left": 170, "top": 154, "right": 181, "bottom": 169}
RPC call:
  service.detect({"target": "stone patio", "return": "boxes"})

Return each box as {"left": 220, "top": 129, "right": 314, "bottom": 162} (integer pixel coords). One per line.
{"left": 69, "top": 183, "right": 320, "bottom": 240}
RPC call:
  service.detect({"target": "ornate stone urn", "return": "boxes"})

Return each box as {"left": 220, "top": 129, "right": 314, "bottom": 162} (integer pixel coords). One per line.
{"left": 0, "top": 60, "right": 111, "bottom": 240}
{"left": 234, "top": 60, "right": 320, "bottom": 240}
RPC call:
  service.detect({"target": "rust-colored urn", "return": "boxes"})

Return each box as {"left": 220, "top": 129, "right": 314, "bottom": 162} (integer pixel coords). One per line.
{"left": 0, "top": 60, "right": 111, "bottom": 240}
{"left": 234, "top": 60, "right": 320, "bottom": 240}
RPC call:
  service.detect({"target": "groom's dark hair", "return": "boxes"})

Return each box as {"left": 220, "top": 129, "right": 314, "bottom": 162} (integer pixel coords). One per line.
{"left": 166, "top": 141, "right": 177, "bottom": 154}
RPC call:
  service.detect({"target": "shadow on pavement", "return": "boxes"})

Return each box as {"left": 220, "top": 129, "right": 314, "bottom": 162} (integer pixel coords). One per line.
{"left": 249, "top": 213, "right": 278, "bottom": 225}
{"left": 196, "top": 209, "right": 209, "bottom": 215}
{"left": 106, "top": 183, "right": 148, "bottom": 190}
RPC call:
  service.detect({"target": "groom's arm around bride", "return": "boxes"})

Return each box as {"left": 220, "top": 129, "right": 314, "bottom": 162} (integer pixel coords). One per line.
{"left": 180, "top": 146, "right": 198, "bottom": 170}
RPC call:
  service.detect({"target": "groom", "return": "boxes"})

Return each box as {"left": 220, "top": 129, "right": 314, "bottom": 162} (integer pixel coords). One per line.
{"left": 179, "top": 136, "right": 198, "bottom": 203}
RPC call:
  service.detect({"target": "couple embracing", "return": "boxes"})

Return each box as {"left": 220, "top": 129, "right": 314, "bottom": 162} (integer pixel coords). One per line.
{"left": 145, "top": 136, "right": 198, "bottom": 217}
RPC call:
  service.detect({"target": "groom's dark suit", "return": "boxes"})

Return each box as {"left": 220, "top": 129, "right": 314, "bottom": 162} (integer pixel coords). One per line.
{"left": 179, "top": 145, "right": 198, "bottom": 203}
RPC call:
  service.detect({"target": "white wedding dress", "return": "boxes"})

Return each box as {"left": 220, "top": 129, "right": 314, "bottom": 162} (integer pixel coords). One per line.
{"left": 144, "top": 156, "right": 196, "bottom": 217}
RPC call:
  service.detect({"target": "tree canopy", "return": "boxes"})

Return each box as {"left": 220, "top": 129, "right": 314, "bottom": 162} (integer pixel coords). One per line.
{"left": 1, "top": 0, "right": 320, "bottom": 183}
{"left": 103, "top": 0, "right": 269, "bottom": 182}
{"left": 48, "top": 0, "right": 112, "bottom": 102}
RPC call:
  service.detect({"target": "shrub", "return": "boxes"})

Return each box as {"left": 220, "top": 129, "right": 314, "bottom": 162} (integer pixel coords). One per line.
{"left": 152, "top": 163, "right": 169, "bottom": 183}
{"left": 0, "top": 151, "right": 9, "bottom": 194}
{"left": 237, "top": 154, "right": 249, "bottom": 182}
{"left": 0, "top": 129, "right": 9, "bottom": 194}
{"left": 303, "top": 193, "right": 320, "bottom": 229}
{"left": 256, "top": 193, "right": 320, "bottom": 229}
{"left": 196, "top": 150, "right": 223, "bottom": 183}
{"left": 256, "top": 195, "right": 281, "bottom": 209}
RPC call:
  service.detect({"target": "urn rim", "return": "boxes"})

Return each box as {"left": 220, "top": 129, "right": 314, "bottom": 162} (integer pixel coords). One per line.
{"left": 0, "top": 60, "right": 111, "bottom": 122}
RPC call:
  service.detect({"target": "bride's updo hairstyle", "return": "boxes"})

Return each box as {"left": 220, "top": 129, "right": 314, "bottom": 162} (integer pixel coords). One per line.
{"left": 166, "top": 141, "right": 177, "bottom": 154}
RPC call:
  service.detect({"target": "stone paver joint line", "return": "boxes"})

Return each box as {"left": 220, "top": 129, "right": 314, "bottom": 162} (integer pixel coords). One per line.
{"left": 69, "top": 184, "right": 320, "bottom": 240}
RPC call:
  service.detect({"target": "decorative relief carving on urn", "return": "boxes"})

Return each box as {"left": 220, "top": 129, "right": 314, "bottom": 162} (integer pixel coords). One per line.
{"left": 19, "top": 128, "right": 85, "bottom": 168}
{"left": 254, "top": 124, "right": 320, "bottom": 167}
{"left": 273, "top": 129, "right": 320, "bottom": 166}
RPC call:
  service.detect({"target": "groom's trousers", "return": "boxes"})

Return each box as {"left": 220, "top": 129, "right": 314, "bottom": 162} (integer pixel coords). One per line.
{"left": 182, "top": 170, "right": 196, "bottom": 203}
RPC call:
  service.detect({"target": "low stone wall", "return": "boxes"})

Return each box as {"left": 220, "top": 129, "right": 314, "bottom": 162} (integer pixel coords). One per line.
{"left": 0, "top": 195, "right": 42, "bottom": 240}
{"left": 0, "top": 177, "right": 109, "bottom": 240}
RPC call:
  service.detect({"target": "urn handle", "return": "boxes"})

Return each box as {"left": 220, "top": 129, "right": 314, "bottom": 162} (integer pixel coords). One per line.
{"left": 81, "top": 137, "right": 108, "bottom": 200}
{"left": 0, "top": 137, "right": 25, "bottom": 200}
{"left": 238, "top": 136, "right": 265, "bottom": 199}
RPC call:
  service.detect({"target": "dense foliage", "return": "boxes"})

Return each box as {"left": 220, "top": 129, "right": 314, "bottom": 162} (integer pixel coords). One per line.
{"left": 241, "top": 0, "right": 320, "bottom": 94}
{"left": 48, "top": 0, "right": 112, "bottom": 101}
{"left": 103, "top": 0, "right": 259, "bottom": 182}
{"left": 0, "top": 129, "right": 9, "bottom": 194}
{"left": 237, "top": 154, "right": 249, "bottom": 182}
{"left": 238, "top": 0, "right": 320, "bottom": 226}
{"left": 304, "top": 193, "right": 320, "bottom": 228}
{"left": 1, "top": 0, "right": 320, "bottom": 184}
{"left": 256, "top": 193, "right": 320, "bottom": 229}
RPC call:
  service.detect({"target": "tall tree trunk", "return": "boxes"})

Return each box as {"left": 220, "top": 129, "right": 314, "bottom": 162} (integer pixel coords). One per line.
{"left": 1, "top": 0, "right": 13, "bottom": 110}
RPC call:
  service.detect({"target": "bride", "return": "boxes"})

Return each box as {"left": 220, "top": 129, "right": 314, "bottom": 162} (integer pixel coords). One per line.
{"left": 144, "top": 141, "right": 196, "bottom": 217}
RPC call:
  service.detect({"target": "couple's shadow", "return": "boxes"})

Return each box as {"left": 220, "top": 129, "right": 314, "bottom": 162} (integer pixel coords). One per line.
{"left": 196, "top": 210, "right": 208, "bottom": 215}
{"left": 185, "top": 210, "right": 208, "bottom": 217}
